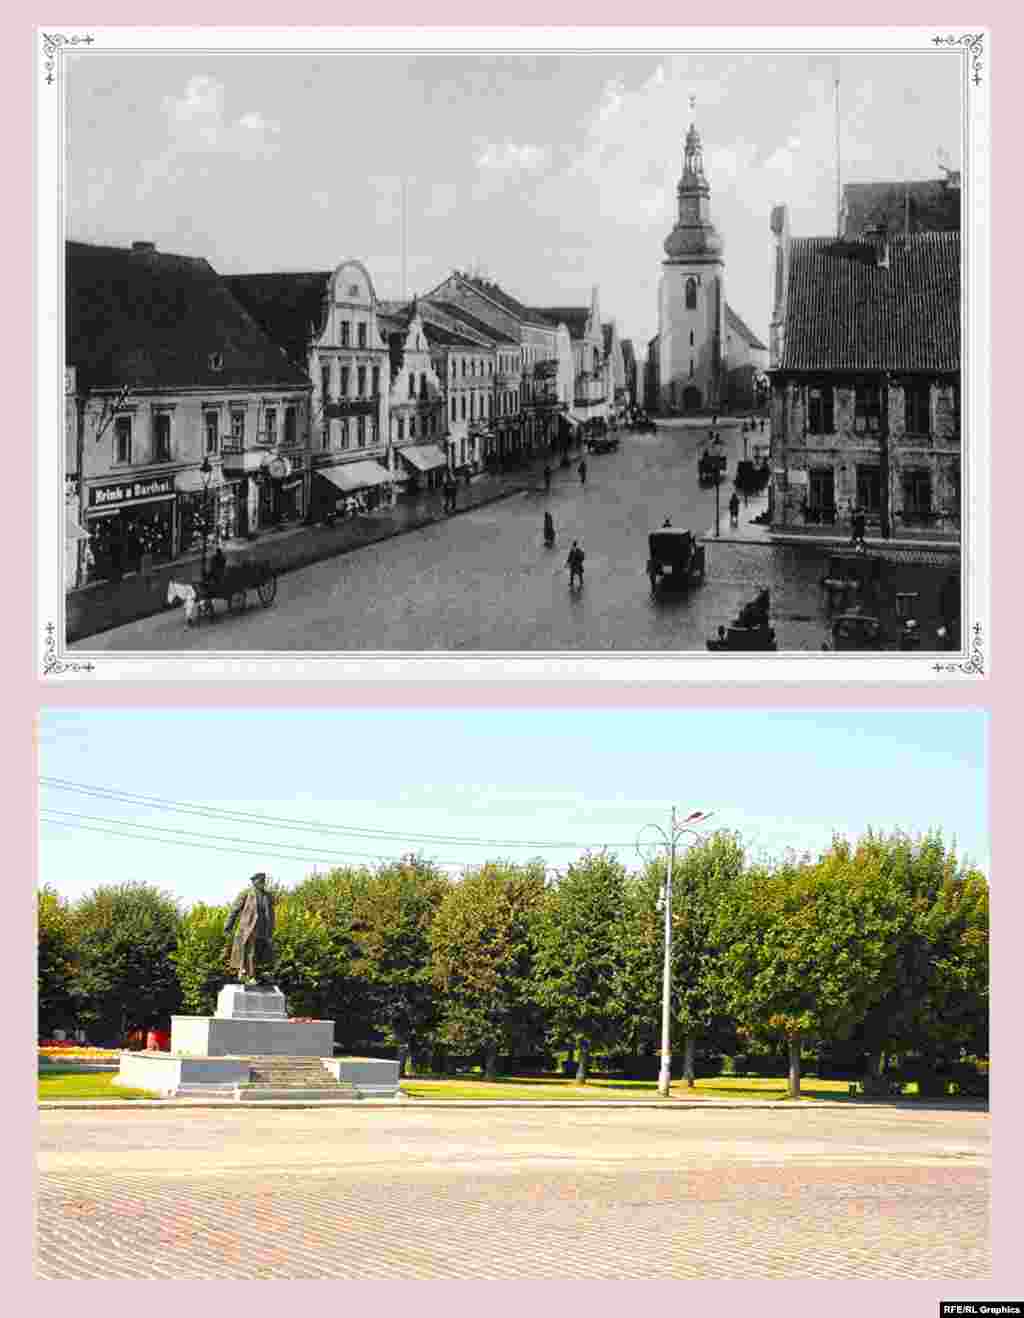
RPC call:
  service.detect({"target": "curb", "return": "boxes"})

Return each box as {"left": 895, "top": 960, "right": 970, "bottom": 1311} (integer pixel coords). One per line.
{"left": 39, "top": 1097, "right": 989, "bottom": 1113}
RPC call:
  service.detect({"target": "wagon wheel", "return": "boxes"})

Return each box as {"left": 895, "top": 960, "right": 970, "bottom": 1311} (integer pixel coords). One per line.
{"left": 227, "top": 589, "right": 247, "bottom": 613}
{"left": 199, "top": 595, "right": 216, "bottom": 623}
{"left": 257, "top": 573, "right": 277, "bottom": 606}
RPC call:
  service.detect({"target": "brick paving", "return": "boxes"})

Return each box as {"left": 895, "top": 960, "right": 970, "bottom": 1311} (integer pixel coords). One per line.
{"left": 37, "top": 1105, "right": 989, "bottom": 1280}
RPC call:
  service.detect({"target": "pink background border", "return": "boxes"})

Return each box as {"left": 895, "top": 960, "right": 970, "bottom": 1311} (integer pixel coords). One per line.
{"left": 14, "top": 0, "right": 1017, "bottom": 1304}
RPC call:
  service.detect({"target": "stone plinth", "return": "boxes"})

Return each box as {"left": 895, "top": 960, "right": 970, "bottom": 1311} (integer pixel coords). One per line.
{"left": 116, "top": 1053, "right": 249, "bottom": 1095}
{"left": 324, "top": 1057, "right": 402, "bottom": 1098}
{"left": 216, "top": 984, "right": 287, "bottom": 1020}
{"left": 170, "top": 1014, "right": 334, "bottom": 1058}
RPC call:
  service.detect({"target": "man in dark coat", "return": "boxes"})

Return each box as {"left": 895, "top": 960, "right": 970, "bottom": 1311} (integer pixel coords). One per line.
{"left": 224, "top": 873, "right": 275, "bottom": 982}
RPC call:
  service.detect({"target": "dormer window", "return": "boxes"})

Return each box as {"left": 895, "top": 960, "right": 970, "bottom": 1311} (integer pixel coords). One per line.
{"left": 208, "top": 352, "right": 224, "bottom": 372}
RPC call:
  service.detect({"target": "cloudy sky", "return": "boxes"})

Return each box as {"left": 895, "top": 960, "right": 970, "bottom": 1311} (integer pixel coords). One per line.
{"left": 65, "top": 47, "right": 962, "bottom": 352}
{"left": 39, "top": 707, "right": 987, "bottom": 907}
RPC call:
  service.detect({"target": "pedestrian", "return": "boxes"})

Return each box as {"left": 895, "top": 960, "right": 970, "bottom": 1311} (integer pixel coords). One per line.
{"left": 543, "top": 464, "right": 552, "bottom": 493}
{"left": 728, "top": 491, "right": 740, "bottom": 528}
{"left": 851, "top": 505, "right": 866, "bottom": 548}
{"left": 662, "top": 516, "right": 672, "bottom": 528}
{"left": 544, "top": 511, "right": 555, "bottom": 547}
{"left": 759, "top": 417, "right": 766, "bottom": 434}
{"left": 566, "top": 540, "right": 585, "bottom": 590}
{"left": 578, "top": 458, "right": 587, "bottom": 486}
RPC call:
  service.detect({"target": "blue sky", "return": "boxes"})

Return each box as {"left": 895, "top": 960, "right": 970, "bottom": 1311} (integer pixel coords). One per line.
{"left": 38, "top": 708, "right": 988, "bottom": 907}
{"left": 65, "top": 48, "right": 962, "bottom": 350}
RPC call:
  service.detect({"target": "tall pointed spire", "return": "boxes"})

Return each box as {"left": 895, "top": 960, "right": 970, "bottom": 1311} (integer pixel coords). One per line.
{"left": 663, "top": 95, "right": 722, "bottom": 263}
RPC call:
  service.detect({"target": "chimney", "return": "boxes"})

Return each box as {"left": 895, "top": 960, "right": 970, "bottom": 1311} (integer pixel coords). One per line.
{"left": 863, "top": 224, "right": 890, "bottom": 269}
{"left": 131, "top": 241, "right": 157, "bottom": 255}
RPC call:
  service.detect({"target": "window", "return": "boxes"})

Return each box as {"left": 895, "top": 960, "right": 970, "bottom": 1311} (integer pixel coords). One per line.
{"left": 153, "top": 413, "right": 171, "bottom": 462}
{"left": 408, "top": 373, "right": 415, "bottom": 399}
{"left": 807, "top": 387, "right": 834, "bottom": 435}
{"left": 321, "top": 365, "right": 331, "bottom": 403}
{"left": 904, "top": 381, "right": 931, "bottom": 435}
{"left": 231, "top": 410, "right": 245, "bottom": 445}
{"left": 461, "top": 395, "right": 467, "bottom": 421}
{"left": 430, "top": 414, "right": 437, "bottom": 436}
{"left": 856, "top": 465, "right": 881, "bottom": 512}
{"left": 686, "top": 277, "right": 697, "bottom": 310}
{"left": 902, "top": 469, "right": 932, "bottom": 519}
{"left": 339, "top": 366, "right": 350, "bottom": 399}
{"left": 357, "top": 322, "right": 367, "bottom": 348}
{"left": 689, "top": 359, "right": 694, "bottom": 378}
{"left": 854, "top": 382, "right": 882, "bottom": 434}
{"left": 451, "top": 396, "right": 457, "bottom": 422}
{"left": 284, "top": 406, "right": 297, "bottom": 447}
{"left": 204, "top": 411, "right": 219, "bottom": 455}
{"left": 357, "top": 416, "right": 366, "bottom": 448}
{"left": 339, "top": 419, "right": 349, "bottom": 450}
{"left": 397, "top": 417, "right": 405, "bottom": 441}
{"left": 208, "top": 352, "right": 223, "bottom": 372}
{"left": 340, "top": 321, "right": 350, "bottom": 347}
{"left": 462, "top": 359, "right": 467, "bottom": 377}
{"left": 263, "top": 408, "right": 277, "bottom": 447}
{"left": 471, "top": 359, "right": 476, "bottom": 377}
{"left": 321, "top": 423, "right": 330, "bottom": 451}
{"left": 689, "top": 330, "right": 694, "bottom": 347}
{"left": 114, "top": 415, "right": 132, "bottom": 464}
{"left": 419, "top": 373, "right": 427, "bottom": 400}
{"left": 357, "top": 366, "right": 366, "bottom": 398}
{"left": 371, "top": 366, "right": 380, "bottom": 397}
{"left": 409, "top": 416, "right": 416, "bottom": 439}
{"left": 470, "top": 394, "right": 475, "bottom": 421}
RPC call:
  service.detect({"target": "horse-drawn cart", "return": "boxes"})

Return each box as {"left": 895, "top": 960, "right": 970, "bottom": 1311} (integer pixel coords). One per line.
{"left": 647, "top": 528, "right": 706, "bottom": 594}
{"left": 168, "top": 561, "right": 278, "bottom": 625}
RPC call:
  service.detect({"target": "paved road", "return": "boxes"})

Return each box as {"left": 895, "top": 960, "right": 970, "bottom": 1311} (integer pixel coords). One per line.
{"left": 38, "top": 1103, "right": 989, "bottom": 1279}
{"left": 75, "top": 421, "right": 865, "bottom": 653}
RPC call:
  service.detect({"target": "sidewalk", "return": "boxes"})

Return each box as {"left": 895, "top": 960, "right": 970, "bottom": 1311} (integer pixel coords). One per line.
{"left": 67, "top": 458, "right": 566, "bottom": 643}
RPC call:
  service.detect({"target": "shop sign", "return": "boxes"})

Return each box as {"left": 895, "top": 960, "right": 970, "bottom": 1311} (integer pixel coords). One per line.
{"left": 88, "top": 475, "right": 175, "bottom": 509}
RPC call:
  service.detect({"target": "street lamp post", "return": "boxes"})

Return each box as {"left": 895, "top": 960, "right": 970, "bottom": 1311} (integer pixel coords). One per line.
{"left": 199, "top": 454, "right": 212, "bottom": 579}
{"left": 637, "top": 808, "right": 713, "bottom": 1098}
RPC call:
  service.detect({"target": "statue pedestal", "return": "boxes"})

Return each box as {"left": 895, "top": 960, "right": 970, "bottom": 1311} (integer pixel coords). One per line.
{"left": 169, "top": 985, "right": 333, "bottom": 1057}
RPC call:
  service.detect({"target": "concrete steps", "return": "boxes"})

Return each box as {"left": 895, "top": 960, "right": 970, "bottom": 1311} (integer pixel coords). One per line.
{"left": 244, "top": 1056, "right": 352, "bottom": 1091}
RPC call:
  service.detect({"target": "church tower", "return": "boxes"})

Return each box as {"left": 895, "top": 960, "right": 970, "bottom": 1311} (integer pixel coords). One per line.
{"left": 658, "top": 108, "right": 725, "bottom": 413}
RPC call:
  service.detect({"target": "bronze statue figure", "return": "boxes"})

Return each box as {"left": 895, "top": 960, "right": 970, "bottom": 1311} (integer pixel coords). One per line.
{"left": 224, "top": 873, "right": 275, "bottom": 982}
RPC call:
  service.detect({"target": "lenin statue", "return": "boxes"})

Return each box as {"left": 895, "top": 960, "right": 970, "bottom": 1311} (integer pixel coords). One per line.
{"left": 224, "top": 873, "right": 276, "bottom": 982}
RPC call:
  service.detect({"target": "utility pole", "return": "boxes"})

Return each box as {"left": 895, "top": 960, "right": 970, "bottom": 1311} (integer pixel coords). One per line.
{"left": 879, "top": 372, "right": 891, "bottom": 539}
{"left": 835, "top": 78, "right": 842, "bottom": 238}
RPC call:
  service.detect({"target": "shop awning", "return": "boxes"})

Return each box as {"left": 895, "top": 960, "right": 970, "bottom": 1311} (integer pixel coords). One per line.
{"left": 399, "top": 444, "right": 447, "bottom": 473}
{"left": 316, "top": 461, "right": 392, "bottom": 494}
{"left": 66, "top": 511, "right": 89, "bottom": 542}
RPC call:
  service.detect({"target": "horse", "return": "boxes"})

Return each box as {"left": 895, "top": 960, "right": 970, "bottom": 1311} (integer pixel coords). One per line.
{"left": 166, "top": 579, "right": 200, "bottom": 626}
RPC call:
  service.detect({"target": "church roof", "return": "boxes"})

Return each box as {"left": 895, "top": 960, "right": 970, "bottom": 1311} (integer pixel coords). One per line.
{"left": 68, "top": 241, "right": 310, "bottom": 390}
{"left": 778, "top": 232, "right": 960, "bottom": 373}
{"left": 725, "top": 304, "right": 767, "bottom": 352}
{"left": 842, "top": 179, "right": 960, "bottom": 238}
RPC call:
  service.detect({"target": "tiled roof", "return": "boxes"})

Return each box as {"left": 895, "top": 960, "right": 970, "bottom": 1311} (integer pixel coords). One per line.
{"left": 725, "top": 304, "right": 767, "bottom": 352}
{"left": 426, "top": 300, "right": 519, "bottom": 344}
{"left": 532, "top": 306, "right": 590, "bottom": 339}
{"left": 418, "top": 301, "right": 495, "bottom": 350}
{"left": 779, "top": 232, "right": 960, "bottom": 373}
{"left": 67, "top": 242, "right": 310, "bottom": 390}
{"left": 222, "top": 271, "right": 335, "bottom": 369}
{"left": 842, "top": 179, "right": 960, "bottom": 238}
{"left": 455, "top": 274, "right": 556, "bottom": 328}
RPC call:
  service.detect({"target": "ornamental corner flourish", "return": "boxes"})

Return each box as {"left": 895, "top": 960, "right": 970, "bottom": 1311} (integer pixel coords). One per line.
{"left": 931, "top": 32, "right": 985, "bottom": 86}
{"left": 42, "top": 32, "right": 95, "bottom": 85}
{"left": 932, "top": 622, "right": 984, "bottom": 677}
{"left": 42, "top": 623, "right": 95, "bottom": 677}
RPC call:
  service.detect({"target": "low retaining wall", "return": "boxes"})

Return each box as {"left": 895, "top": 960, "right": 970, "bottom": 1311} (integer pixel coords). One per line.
{"left": 325, "top": 1057, "right": 402, "bottom": 1097}
{"left": 116, "top": 1053, "right": 250, "bottom": 1095}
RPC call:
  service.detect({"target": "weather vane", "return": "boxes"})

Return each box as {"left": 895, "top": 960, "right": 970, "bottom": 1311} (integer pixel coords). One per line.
{"left": 689, "top": 92, "right": 697, "bottom": 117}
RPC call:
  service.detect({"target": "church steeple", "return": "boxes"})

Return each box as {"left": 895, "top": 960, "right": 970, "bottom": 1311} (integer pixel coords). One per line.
{"left": 663, "top": 96, "right": 723, "bottom": 263}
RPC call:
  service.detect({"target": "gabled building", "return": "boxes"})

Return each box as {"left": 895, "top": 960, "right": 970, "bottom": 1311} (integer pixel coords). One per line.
{"left": 620, "top": 339, "right": 638, "bottom": 412}
{"left": 768, "top": 204, "right": 960, "bottom": 538}
{"left": 67, "top": 240, "right": 310, "bottom": 587}
{"left": 379, "top": 301, "right": 447, "bottom": 492}
{"left": 533, "top": 287, "right": 608, "bottom": 428}
{"left": 228, "top": 261, "right": 393, "bottom": 521}
{"left": 724, "top": 305, "right": 769, "bottom": 411}
{"left": 841, "top": 174, "right": 961, "bottom": 240}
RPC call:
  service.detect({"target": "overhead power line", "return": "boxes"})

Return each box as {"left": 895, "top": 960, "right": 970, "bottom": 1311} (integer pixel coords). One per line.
{"left": 38, "top": 775, "right": 649, "bottom": 850}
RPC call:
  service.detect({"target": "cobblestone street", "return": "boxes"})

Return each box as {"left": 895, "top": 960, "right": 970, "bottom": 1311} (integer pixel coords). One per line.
{"left": 74, "top": 421, "right": 959, "bottom": 654}
{"left": 37, "top": 1103, "right": 990, "bottom": 1280}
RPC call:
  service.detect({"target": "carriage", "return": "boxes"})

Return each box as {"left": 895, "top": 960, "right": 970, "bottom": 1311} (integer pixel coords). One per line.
{"left": 646, "top": 528, "right": 706, "bottom": 594}
{"left": 706, "top": 588, "right": 777, "bottom": 652}
{"left": 821, "top": 552, "right": 883, "bottom": 611}
{"left": 830, "top": 611, "right": 883, "bottom": 651}
{"left": 167, "top": 560, "right": 278, "bottom": 625}
{"left": 698, "top": 449, "right": 727, "bottom": 486}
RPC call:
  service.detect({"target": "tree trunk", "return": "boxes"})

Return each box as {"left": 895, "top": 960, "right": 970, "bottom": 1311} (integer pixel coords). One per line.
{"left": 396, "top": 1043, "right": 409, "bottom": 1077}
{"left": 683, "top": 1036, "right": 696, "bottom": 1088}
{"left": 863, "top": 1049, "right": 887, "bottom": 1096}
{"left": 484, "top": 1042, "right": 498, "bottom": 1081}
{"left": 575, "top": 1038, "right": 590, "bottom": 1084}
{"left": 788, "top": 1036, "right": 802, "bottom": 1099}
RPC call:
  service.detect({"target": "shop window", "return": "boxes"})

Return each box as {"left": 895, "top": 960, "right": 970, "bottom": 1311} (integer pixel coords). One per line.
{"left": 284, "top": 407, "right": 296, "bottom": 447}
{"left": 263, "top": 408, "right": 277, "bottom": 447}
{"left": 357, "top": 416, "right": 366, "bottom": 448}
{"left": 204, "top": 411, "right": 219, "bottom": 454}
{"left": 340, "top": 366, "right": 350, "bottom": 399}
{"left": 340, "top": 321, "right": 350, "bottom": 347}
{"left": 153, "top": 412, "right": 172, "bottom": 463}
{"left": 114, "top": 415, "right": 132, "bottom": 465}
{"left": 904, "top": 381, "right": 931, "bottom": 435}
{"left": 357, "top": 366, "right": 366, "bottom": 398}
{"left": 854, "top": 382, "right": 882, "bottom": 434}
{"left": 807, "top": 387, "right": 834, "bottom": 435}
{"left": 357, "top": 322, "right": 367, "bottom": 348}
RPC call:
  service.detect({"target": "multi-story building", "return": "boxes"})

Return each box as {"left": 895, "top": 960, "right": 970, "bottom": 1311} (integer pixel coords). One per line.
{"left": 226, "top": 260, "right": 393, "bottom": 523}
{"left": 768, "top": 204, "right": 960, "bottom": 539}
{"left": 620, "top": 340, "right": 638, "bottom": 412}
{"left": 379, "top": 302, "right": 448, "bottom": 492}
{"left": 534, "top": 287, "right": 609, "bottom": 430}
{"left": 66, "top": 240, "right": 310, "bottom": 587}
{"left": 411, "top": 301, "right": 497, "bottom": 473}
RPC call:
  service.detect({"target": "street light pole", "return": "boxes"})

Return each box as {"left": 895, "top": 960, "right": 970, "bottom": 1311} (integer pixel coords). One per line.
{"left": 200, "top": 454, "right": 212, "bottom": 578}
{"left": 637, "top": 808, "right": 713, "bottom": 1099}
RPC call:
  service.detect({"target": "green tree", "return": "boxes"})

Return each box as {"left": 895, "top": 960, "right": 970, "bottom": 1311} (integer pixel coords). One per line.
{"left": 171, "top": 902, "right": 229, "bottom": 1016}
{"left": 69, "top": 882, "right": 183, "bottom": 1044}
{"left": 270, "top": 896, "right": 339, "bottom": 1020}
{"left": 349, "top": 856, "right": 452, "bottom": 1073}
{"left": 532, "top": 852, "right": 629, "bottom": 1082}
{"left": 37, "top": 885, "right": 75, "bottom": 1036}
{"left": 710, "top": 852, "right": 907, "bottom": 1097}
{"left": 429, "top": 861, "right": 548, "bottom": 1079}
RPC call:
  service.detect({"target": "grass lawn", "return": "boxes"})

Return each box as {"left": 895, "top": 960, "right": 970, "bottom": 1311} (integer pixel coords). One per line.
{"left": 400, "top": 1075, "right": 905, "bottom": 1102}
{"left": 38, "top": 1069, "right": 159, "bottom": 1102}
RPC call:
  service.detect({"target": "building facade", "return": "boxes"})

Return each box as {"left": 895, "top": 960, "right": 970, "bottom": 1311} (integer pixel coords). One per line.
{"left": 382, "top": 305, "right": 448, "bottom": 492}
{"left": 66, "top": 241, "right": 310, "bottom": 588}
{"left": 768, "top": 204, "right": 960, "bottom": 538}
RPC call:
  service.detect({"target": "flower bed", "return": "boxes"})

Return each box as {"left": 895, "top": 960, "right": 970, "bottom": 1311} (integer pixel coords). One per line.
{"left": 39, "top": 1045, "right": 121, "bottom": 1060}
